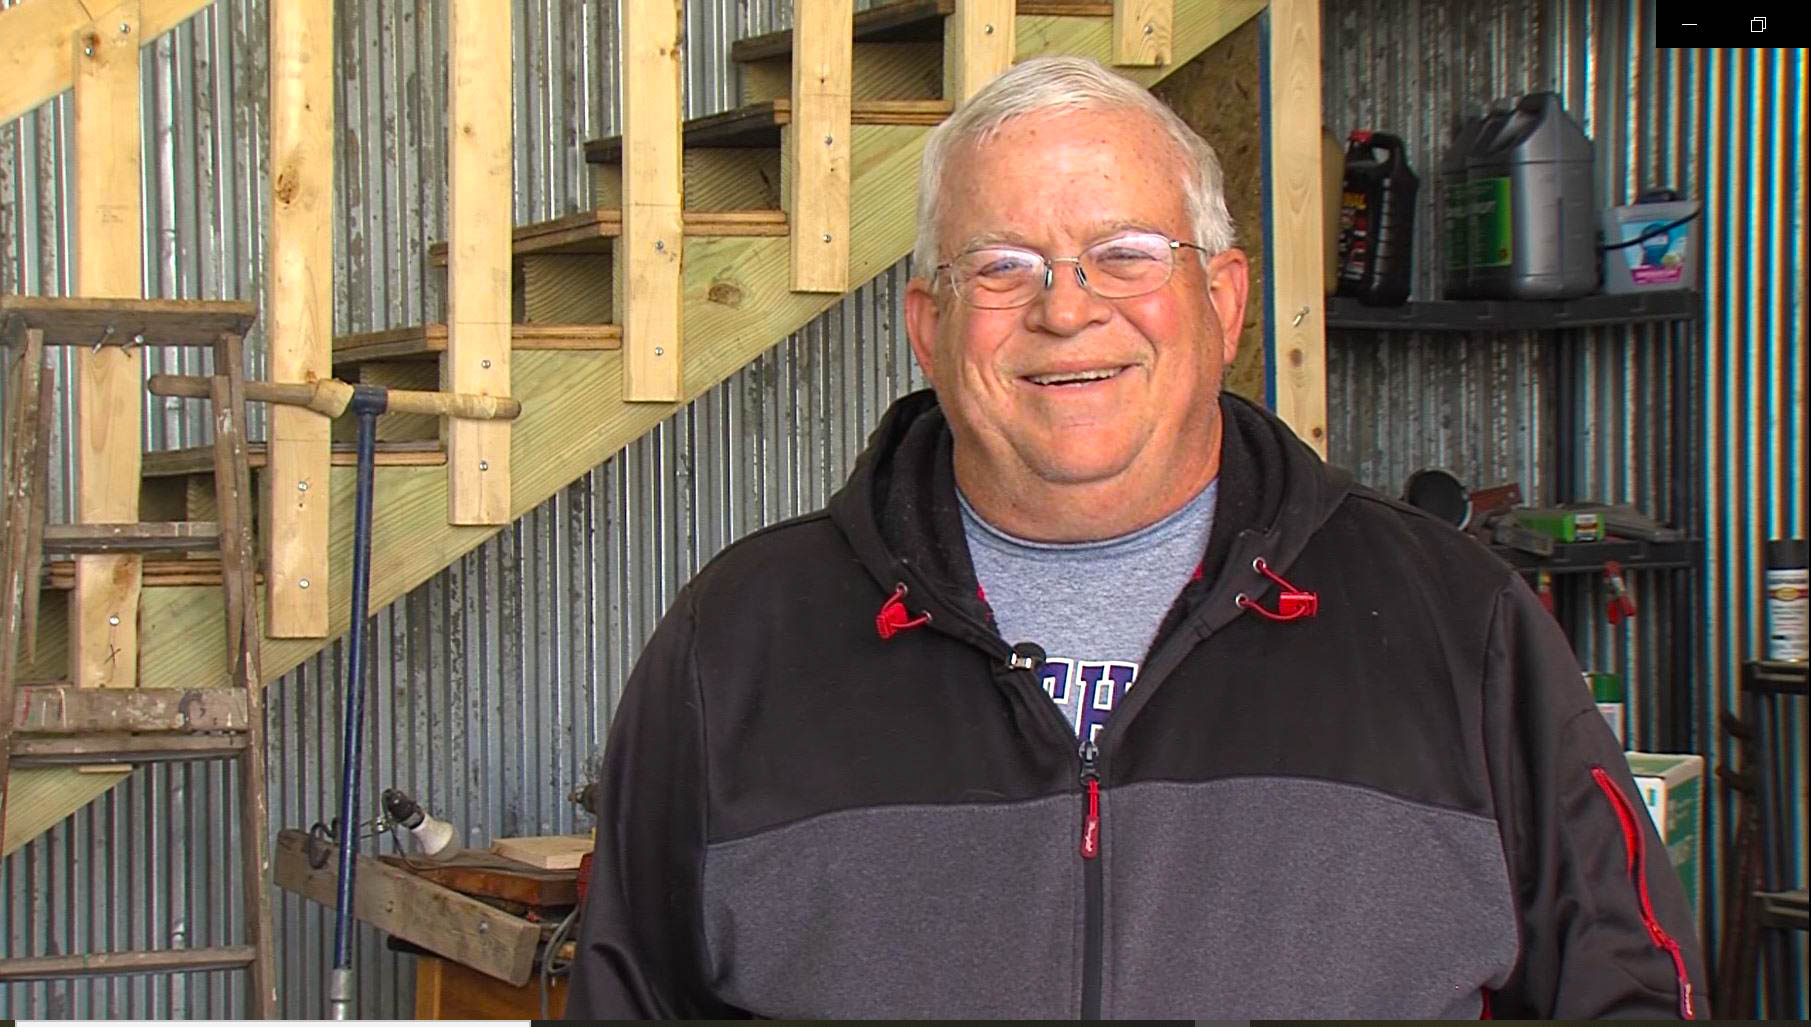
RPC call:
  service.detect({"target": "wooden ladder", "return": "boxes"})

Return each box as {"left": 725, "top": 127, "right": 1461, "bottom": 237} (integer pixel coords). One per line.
{"left": 0, "top": 297, "right": 279, "bottom": 1018}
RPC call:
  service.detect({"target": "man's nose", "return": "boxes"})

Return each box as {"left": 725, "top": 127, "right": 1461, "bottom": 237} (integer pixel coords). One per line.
{"left": 1026, "top": 260, "right": 1111, "bottom": 334}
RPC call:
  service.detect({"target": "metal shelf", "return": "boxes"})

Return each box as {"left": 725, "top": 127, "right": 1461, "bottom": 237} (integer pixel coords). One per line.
{"left": 1744, "top": 660, "right": 1810, "bottom": 697}
{"left": 1327, "top": 290, "right": 1701, "bottom": 332}
{"left": 1494, "top": 537, "right": 1699, "bottom": 575}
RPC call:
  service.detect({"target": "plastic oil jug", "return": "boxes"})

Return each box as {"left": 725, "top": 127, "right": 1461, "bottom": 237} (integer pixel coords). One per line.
{"left": 1336, "top": 131, "right": 1418, "bottom": 306}
{"left": 1463, "top": 92, "right": 1598, "bottom": 299}
{"left": 1439, "top": 107, "right": 1498, "bottom": 299}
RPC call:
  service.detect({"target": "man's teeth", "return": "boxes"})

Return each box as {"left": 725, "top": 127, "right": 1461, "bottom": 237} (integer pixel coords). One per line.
{"left": 1028, "top": 368, "right": 1121, "bottom": 385}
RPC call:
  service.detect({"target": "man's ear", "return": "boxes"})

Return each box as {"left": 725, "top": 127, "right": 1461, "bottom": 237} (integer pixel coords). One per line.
{"left": 1203, "top": 249, "right": 1250, "bottom": 366}
{"left": 905, "top": 277, "right": 943, "bottom": 382}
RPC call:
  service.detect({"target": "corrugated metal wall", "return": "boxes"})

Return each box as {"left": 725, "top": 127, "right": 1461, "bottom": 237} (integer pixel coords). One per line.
{"left": 2, "top": 0, "right": 913, "bottom": 1016}
{"left": 3, "top": 0, "right": 1803, "bottom": 1016}
{"left": 1322, "top": 0, "right": 1807, "bottom": 1013}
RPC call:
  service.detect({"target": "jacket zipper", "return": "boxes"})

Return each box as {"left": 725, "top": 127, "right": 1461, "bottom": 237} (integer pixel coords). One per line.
{"left": 1590, "top": 766, "right": 1695, "bottom": 1018}
{"left": 1079, "top": 739, "right": 1103, "bottom": 1019}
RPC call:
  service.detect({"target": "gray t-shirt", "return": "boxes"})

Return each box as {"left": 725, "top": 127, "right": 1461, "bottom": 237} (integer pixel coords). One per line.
{"left": 959, "top": 480, "right": 1218, "bottom": 743}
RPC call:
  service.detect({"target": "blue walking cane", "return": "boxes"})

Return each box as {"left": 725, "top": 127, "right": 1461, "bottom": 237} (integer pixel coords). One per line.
{"left": 148, "top": 374, "right": 521, "bottom": 1019}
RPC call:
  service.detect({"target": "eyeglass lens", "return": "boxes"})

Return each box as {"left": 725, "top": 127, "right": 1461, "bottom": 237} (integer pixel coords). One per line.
{"left": 949, "top": 233, "right": 1179, "bottom": 308}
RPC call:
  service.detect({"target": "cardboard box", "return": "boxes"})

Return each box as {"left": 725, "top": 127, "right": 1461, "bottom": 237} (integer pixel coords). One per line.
{"left": 1625, "top": 752, "right": 1704, "bottom": 920}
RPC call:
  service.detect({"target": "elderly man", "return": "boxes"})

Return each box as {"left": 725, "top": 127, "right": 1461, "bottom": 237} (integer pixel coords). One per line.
{"left": 566, "top": 56, "right": 1706, "bottom": 1019}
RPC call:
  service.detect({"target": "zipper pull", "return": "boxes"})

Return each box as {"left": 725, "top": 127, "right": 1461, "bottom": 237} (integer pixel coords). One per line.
{"left": 1080, "top": 742, "right": 1101, "bottom": 860}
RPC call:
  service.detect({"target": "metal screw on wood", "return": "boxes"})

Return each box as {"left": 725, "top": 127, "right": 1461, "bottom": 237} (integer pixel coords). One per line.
{"left": 480, "top": 359, "right": 491, "bottom": 369}
{"left": 654, "top": 240, "right": 665, "bottom": 252}
{"left": 108, "top": 615, "right": 120, "bottom": 626}
{"left": 477, "top": 921, "right": 490, "bottom": 935}
{"left": 93, "top": 325, "right": 116, "bottom": 351}
{"left": 824, "top": 135, "right": 834, "bottom": 146}
{"left": 984, "top": 23, "right": 994, "bottom": 34}
{"left": 654, "top": 346, "right": 665, "bottom": 357}
{"left": 299, "top": 578, "right": 310, "bottom": 589}
{"left": 120, "top": 22, "right": 130, "bottom": 33}
{"left": 822, "top": 232, "right": 833, "bottom": 243}
{"left": 1292, "top": 304, "right": 1311, "bottom": 327}
{"left": 84, "top": 43, "right": 94, "bottom": 56}
{"left": 479, "top": 460, "right": 489, "bottom": 471}
{"left": 297, "top": 480, "right": 309, "bottom": 492}
{"left": 1145, "top": 23, "right": 1154, "bottom": 35}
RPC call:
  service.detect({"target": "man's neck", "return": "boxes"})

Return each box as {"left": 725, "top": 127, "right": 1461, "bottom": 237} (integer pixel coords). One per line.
{"left": 953, "top": 427, "right": 1223, "bottom": 544}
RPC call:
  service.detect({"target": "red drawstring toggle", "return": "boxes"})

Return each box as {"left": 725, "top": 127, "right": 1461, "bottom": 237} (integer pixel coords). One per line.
{"left": 1236, "top": 557, "right": 1318, "bottom": 622}
{"left": 875, "top": 583, "right": 932, "bottom": 640}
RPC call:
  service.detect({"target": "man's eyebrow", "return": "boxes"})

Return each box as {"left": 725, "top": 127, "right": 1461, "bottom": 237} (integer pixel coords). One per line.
{"left": 950, "top": 222, "right": 1169, "bottom": 254}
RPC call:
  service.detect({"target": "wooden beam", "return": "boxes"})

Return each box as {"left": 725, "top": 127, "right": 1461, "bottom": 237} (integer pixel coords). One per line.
{"left": 273, "top": 829, "right": 542, "bottom": 986}
{"left": 618, "top": 0, "right": 684, "bottom": 402}
{"left": 0, "top": 295, "right": 258, "bottom": 347}
{"left": 787, "top": 0, "right": 853, "bottom": 292}
{"left": 265, "top": 0, "right": 334, "bottom": 637}
{"left": 1112, "top": 0, "right": 1171, "bottom": 65}
{"left": 12, "top": 0, "right": 1268, "bottom": 853}
{"left": 945, "top": 0, "right": 1015, "bottom": 103}
{"left": 447, "top": 0, "right": 514, "bottom": 524}
{"left": 0, "top": 0, "right": 217, "bottom": 125}
{"left": 71, "top": 1, "right": 144, "bottom": 692}
{"left": 11, "top": 685, "right": 250, "bottom": 733}
{"left": 1265, "top": 0, "right": 1326, "bottom": 456}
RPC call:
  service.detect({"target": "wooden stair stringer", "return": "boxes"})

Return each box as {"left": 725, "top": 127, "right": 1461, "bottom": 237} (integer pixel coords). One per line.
{"left": 6, "top": 0, "right": 1267, "bottom": 857}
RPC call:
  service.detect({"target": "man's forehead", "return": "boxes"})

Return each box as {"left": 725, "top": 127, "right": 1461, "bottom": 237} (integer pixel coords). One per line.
{"left": 950, "top": 220, "right": 1171, "bottom": 253}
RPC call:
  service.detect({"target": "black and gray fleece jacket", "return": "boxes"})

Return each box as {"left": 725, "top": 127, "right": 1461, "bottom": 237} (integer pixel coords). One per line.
{"left": 566, "top": 390, "right": 1707, "bottom": 1019}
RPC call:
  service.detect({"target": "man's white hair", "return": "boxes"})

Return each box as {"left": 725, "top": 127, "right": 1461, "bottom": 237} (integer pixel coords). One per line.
{"left": 911, "top": 55, "right": 1236, "bottom": 280}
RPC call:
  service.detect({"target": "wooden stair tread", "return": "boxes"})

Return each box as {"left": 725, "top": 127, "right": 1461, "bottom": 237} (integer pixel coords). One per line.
{"left": 142, "top": 440, "right": 447, "bottom": 479}
{"left": 41, "top": 521, "right": 221, "bottom": 553}
{"left": 1, "top": 295, "right": 260, "bottom": 349}
{"left": 12, "top": 684, "right": 250, "bottom": 734}
{"left": 430, "top": 210, "right": 789, "bottom": 265}
{"left": 731, "top": 0, "right": 1113, "bottom": 62}
{"left": 333, "top": 323, "right": 622, "bottom": 364}
{"left": 582, "top": 100, "right": 953, "bottom": 164}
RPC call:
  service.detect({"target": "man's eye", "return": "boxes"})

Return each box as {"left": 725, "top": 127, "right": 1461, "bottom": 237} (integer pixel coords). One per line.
{"left": 1096, "top": 247, "right": 1161, "bottom": 265}
{"left": 970, "top": 252, "right": 1037, "bottom": 277}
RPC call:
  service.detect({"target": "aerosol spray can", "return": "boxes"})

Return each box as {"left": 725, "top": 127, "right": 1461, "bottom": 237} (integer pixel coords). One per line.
{"left": 1765, "top": 539, "right": 1807, "bottom": 662}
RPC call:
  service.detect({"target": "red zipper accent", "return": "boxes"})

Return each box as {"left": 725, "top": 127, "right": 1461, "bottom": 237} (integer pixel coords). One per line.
{"left": 1590, "top": 766, "right": 1695, "bottom": 1018}
{"left": 1080, "top": 777, "right": 1101, "bottom": 859}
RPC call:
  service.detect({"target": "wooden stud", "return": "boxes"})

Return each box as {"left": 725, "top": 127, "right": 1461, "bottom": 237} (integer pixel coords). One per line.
{"left": 71, "top": 1, "right": 144, "bottom": 692}
{"left": 1112, "top": 0, "right": 1171, "bottom": 66}
{"left": 787, "top": 0, "right": 853, "bottom": 293}
{"left": 619, "top": 0, "right": 684, "bottom": 402}
{"left": 448, "top": 0, "right": 513, "bottom": 524}
{"left": 0, "top": 0, "right": 217, "bottom": 125}
{"left": 945, "top": 0, "right": 1015, "bottom": 104}
{"left": 1265, "top": 0, "right": 1326, "bottom": 457}
{"left": 14, "top": 0, "right": 1268, "bottom": 853}
{"left": 266, "top": 0, "right": 335, "bottom": 637}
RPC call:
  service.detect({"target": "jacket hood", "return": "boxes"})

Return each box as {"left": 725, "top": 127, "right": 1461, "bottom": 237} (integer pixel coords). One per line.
{"left": 826, "top": 388, "right": 1354, "bottom": 640}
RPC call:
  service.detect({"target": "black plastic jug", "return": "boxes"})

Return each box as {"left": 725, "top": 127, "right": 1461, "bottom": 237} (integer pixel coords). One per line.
{"left": 1336, "top": 131, "right": 1418, "bottom": 306}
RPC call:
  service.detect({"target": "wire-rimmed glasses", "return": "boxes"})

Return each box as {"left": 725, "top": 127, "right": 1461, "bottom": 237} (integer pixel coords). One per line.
{"left": 934, "top": 231, "right": 1208, "bottom": 309}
